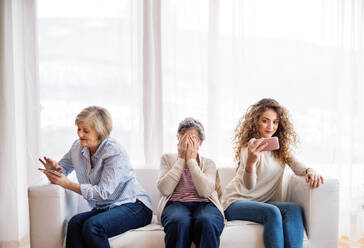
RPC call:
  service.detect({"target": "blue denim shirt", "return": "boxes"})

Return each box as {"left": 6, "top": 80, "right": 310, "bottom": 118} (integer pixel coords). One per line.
{"left": 58, "top": 137, "right": 152, "bottom": 210}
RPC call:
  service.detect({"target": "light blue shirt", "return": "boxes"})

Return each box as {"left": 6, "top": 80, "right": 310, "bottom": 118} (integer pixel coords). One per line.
{"left": 58, "top": 137, "right": 152, "bottom": 210}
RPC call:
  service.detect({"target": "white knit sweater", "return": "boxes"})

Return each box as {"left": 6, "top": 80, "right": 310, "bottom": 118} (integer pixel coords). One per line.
{"left": 222, "top": 147, "right": 307, "bottom": 210}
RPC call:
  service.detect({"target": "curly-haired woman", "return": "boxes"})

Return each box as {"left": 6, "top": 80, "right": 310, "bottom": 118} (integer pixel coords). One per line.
{"left": 223, "top": 98, "right": 324, "bottom": 248}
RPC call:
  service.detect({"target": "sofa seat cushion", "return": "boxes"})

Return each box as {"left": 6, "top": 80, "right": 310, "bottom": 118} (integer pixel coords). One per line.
{"left": 109, "top": 225, "right": 164, "bottom": 248}
{"left": 108, "top": 216, "right": 308, "bottom": 248}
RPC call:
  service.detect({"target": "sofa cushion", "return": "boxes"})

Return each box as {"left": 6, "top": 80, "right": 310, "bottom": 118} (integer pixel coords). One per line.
{"left": 108, "top": 215, "right": 308, "bottom": 248}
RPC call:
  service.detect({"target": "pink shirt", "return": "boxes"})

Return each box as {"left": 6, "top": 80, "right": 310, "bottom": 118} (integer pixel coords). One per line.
{"left": 170, "top": 164, "right": 210, "bottom": 202}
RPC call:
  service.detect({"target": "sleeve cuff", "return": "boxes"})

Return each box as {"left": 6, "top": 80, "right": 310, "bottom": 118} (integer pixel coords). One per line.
{"left": 243, "top": 171, "right": 257, "bottom": 190}
{"left": 80, "top": 184, "right": 93, "bottom": 200}
{"left": 176, "top": 157, "right": 185, "bottom": 163}
{"left": 187, "top": 159, "right": 198, "bottom": 167}
{"left": 167, "top": 157, "right": 186, "bottom": 181}
{"left": 305, "top": 168, "right": 315, "bottom": 175}
{"left": 58, "top": 163, "right": 72, "bottom": 176}
{"left": 60, "top": 167, "right": 68, "bottom": 176}
{"left": 175, "top": 158, "right": 186, "bottom": 170}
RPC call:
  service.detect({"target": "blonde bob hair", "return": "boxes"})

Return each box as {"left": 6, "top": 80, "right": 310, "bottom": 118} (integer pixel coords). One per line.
{"left": 75, "top": 106, "right": 112, "bottom": 141}
{"left": 233, "top": 98, "right": 298, "bottom": 167}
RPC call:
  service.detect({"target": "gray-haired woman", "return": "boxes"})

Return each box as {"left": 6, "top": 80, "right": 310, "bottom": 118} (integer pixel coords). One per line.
{"left": 39, "top": 106, "right": 152, "bottom": 248}
{"left": 157, "top": 117, "right": 225, "bottom": 248}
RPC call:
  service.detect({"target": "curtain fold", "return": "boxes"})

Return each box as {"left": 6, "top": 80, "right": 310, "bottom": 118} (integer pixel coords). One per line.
{"left": 207, "top": 0, "right": 220, "bottom": 161}
{"left": 0, "top": 0, "right": 39, "bottom": 245}
{"left": 143, "top": 0, "right": 163, "bottom": 165}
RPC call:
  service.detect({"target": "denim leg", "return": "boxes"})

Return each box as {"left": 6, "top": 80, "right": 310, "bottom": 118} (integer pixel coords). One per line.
{"left": 224, "top": 200, "right": 284, "bottom": 248}
{"left": 66, "top": 208, "right": 100, "bottom": 248}
{"left": 269, "top": 202, "right": 304, "bottom": 248}
{"left": 192, "top": 202, "right": 224, "bottom": 248}
{"left": 82, "top": 200, "right": 152, "bottom": 248}
{"left": 161, "top": 202, "right": 193, "bottom": 248}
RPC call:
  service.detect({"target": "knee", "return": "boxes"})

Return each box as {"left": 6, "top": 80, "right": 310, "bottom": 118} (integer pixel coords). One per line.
{"left": 164, "top": 213, "right": 191, "bottom": 230}
{"left": 195, "top": 213, "right": 210, "bottom": 226}
{"left": 68, "top": 214, "right": 83, "bottom": 230}
{"left": 171, "top": 215, "right": 191, "bottom": 227}
{"left": 264, "top": 205, "right": 282, "bottom": 223}
{"left": 285, "top": 203, "right": 303, "bottom": 218}
{"left": 195, "top": 213, "right": 214, "bottom": 227}
{"left": 195, "top": 212, "right": 224, "bottom": 232}
{"left": 224, "top": 204, "right": 240, "bottom": 221}
{"left": 82, "top": 218, "right": 104, "bottom": 236}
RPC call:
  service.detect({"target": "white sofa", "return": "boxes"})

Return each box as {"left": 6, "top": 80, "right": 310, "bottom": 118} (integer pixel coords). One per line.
{"left": 28, "top": 168, "right": 339, "bottom": 248}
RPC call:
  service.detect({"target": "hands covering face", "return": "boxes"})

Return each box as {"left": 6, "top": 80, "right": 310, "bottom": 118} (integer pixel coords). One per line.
{"left": 178, "top": 133, "right": 200, "bottom": 160}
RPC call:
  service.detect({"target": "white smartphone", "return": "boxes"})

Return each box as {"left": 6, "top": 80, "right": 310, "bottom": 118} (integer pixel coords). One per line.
{"left": 38, "top": 168, "right": 63, "bottom": 177}
{"left": 260, "top": 137, "right": 280, "bottom": 151}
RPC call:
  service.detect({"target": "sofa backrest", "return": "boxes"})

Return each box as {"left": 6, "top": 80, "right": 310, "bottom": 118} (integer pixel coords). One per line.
{"left": 217, "top": 168, "right": 236, "bottom": 187}
{"left": 134, "top": 168, "right": 236, "bottom": 213}
{"left": 134, "top": 169, "right": 160, "bottom": 213}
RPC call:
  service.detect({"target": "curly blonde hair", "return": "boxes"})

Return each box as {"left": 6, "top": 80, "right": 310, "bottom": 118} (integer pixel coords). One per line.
{"left": 233, "top": 98, "right": 298, "bottom": 168}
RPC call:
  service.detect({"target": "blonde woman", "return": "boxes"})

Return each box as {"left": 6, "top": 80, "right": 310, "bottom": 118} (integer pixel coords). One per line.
{"left": 223, "top": 98, "right": 324, "bottom": 248}
{"left": 39, "top": 106, "right": 152, "bottom": 248}
{"left": 157, "top": 118, "right": 224, "bottom": 248}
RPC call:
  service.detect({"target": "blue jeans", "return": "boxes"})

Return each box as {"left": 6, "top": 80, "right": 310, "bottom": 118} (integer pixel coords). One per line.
{"left": 224, "top": 201, "right": 304, "bottom": 248}
{"left": 161, "top": 201, "right": 224, "bottom": 248}
{"left": 66, "top": 200, "right": 152, "bottom": 248}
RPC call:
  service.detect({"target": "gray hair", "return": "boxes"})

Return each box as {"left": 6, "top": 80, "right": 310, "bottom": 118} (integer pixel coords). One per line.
{"left": 75, "top": 106, "right": 112, "bottom": 141}
{"left": 177, "top": 117, "right": 206, "bottom": 141}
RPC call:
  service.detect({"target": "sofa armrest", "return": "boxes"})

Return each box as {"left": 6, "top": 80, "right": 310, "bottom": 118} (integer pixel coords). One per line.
{"left": 28, "top": 184, "right": 88, "bottom": 248}
{"left": 286, "top": 175, "right": 339, "bottom": 248}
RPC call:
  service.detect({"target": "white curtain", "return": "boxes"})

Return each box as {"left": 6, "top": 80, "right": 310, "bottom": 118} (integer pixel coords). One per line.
{"left": 0, "top": 0, "right": 39, "bottom": 246}
{"left": 143, "top": 0, "right": 163, "bottom": 165}
{"left": 37, "top": 0, "right": 146, "bottom": 166}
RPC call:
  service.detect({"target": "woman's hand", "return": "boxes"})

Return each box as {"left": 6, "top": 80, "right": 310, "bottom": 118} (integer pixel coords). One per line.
{"left": 186, "top": 135, "right": 199, "bottom": 161}
{"left": 246, "top": 138, "right": 268, "bottom": 166}
{"left": 305, "top": 169, "right": 324, "bottom": 189}
{"left": 43, "top": 170, "right": 69, "bottom": 188}
{"left": 178, "top": 134, "right": 188, "bottom": 160}
{"left": 38, "top": 156, "right": 62, "bottom": 172}
{"left": 43, "top": 170, "right": 82, "bottom": 195}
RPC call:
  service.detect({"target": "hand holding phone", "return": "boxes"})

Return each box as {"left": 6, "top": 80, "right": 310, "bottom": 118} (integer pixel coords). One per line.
{"left": 259, "top": 137, "right": 279, "bottom": 151}
{"left": 38, "top": 168, "right": 63, "bottom": 177}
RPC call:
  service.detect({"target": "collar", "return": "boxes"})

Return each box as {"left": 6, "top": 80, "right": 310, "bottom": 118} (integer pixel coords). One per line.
{"left": 81, "top": 138, "right": 109, "bottom": 159}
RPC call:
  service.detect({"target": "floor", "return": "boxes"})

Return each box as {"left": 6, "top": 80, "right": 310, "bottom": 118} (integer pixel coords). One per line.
{"left": 339, "top": 236, "right": 364, "bottom": 247}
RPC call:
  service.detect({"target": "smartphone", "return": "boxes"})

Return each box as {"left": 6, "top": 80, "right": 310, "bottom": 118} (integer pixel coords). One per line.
{"left": 38, "top": 168, "right": 63, "bottom": 177}
{"left": 260, "top": 137, "right": 280, "bottom": 151}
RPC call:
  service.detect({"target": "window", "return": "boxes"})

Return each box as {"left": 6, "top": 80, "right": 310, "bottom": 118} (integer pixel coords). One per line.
{"left": 38, "top": 0, "right": 145, "bottom": 165}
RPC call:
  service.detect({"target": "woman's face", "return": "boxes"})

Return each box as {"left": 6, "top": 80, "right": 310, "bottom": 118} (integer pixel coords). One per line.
{"left": 179, "top": 129, "right": 202, "bottom": 147}
{"left": 77, "top": 121, "right": 100, "bottom": 149}
{"left": 258, "top": 108, "right": 279, "bottom": 138}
